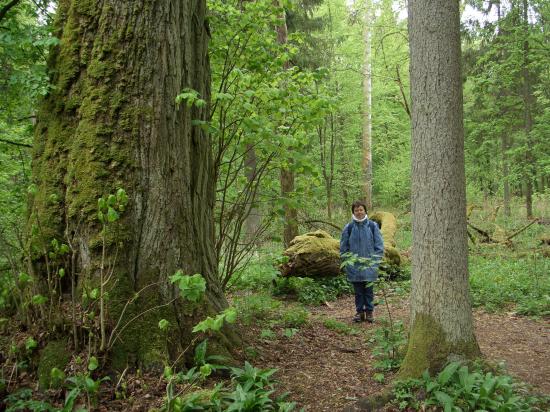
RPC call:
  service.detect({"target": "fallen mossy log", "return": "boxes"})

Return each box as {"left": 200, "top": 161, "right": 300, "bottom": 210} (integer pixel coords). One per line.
{"left": 280, "top": 212, "right": 402, "bottom": 278}
{"left": 279, "top": 230, "right": 341, "bottom": 277}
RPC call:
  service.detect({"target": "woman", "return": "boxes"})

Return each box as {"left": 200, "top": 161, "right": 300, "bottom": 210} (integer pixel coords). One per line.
{"left": 340, "top": 200, "right": 384, "bottom": 322}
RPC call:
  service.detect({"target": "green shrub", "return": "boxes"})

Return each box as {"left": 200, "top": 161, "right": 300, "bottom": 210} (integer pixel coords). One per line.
{"left": 227, "top": 257, "right": 280, "bottom": 292}
{"left": 4, "top": 388, "right": 56, "bottom": 412}
{"left": 391, "top": 361, "right": 549, "bottom": 411}
{"left": 233, "top": 293, "right": 281, "bottom": 325}
{"left": 370, "top": 321, "right": 406, "bottom": 373}
{"left": 280, "top": 306, "right": 309, "bottom": 328}
{"left": 273, "top": 275, "right": 352, "bottom": 305}
{"left": 163, "top": 362, "right": 296, "bottom": 412}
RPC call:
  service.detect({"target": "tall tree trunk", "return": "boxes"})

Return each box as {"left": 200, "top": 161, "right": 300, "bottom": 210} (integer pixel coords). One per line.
{"left": 497, "top": 2, "right": 511, "bottom": 217}
{"left": 244, "top": 144, "right": 261, "bottom": 241}
{"left": 362, "top": 0, "right": 373, "bottom": 209}
{"left": 276, "top": 4, "right": 298, "bottom": 247}
{"left": 502, "top": 133, "right": 511, "bottom": 217}
{"left": 29, "top": 0, "right": 235, "bottom": 369}
{"left": 522, "top": 0, "right": 534, "bottom": 219}
{"left": 399, "top": 0, "right": 480, "bottom": 377}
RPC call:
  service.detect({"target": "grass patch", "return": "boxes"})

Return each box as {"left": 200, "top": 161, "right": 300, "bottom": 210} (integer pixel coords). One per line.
{"left": 469, "top": 253, "right": 550, "bottom": 317}
{"left": 322, "top": 318, "right": 360, "bottom": 335}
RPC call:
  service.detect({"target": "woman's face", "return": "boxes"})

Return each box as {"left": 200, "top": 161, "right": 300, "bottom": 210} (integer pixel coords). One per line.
{"left": 353, "top": 205, "right": 366, "bottom": 219}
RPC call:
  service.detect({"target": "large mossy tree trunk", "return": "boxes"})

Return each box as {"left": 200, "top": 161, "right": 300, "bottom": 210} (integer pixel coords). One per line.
{"left": 29, "top": 0, "right": 235, "bottom": 369}
{"left": 399, "top": 0, "right": 480, "bottom": 378}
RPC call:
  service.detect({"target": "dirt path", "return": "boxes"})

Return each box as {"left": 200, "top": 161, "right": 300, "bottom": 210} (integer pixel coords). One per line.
{"left": 243, "top": 295, "right": 550, "bottom": 411}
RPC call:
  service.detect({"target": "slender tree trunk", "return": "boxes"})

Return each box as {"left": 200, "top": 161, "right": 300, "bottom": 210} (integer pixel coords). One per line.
{"left": 399, "top": 0, "right": 480, "bottom": 378}
{"left": 362, "top": 0, "right": 373, "bottom": 209}
{"left": 522, "top": 0, "right": 534, "bottom": 219}
{"left": 502, "top": 133, "right": 511, "bottom": 217}
{"left": 276, "top": 4, "right": 298, "bottom": 247}
{"left": 496, "top": 2, "right": 511, "bottom": 217}
{"left": 244, "top": 144, "right": 261, "bottom": 241}
{"left": 29, "top": 0, "right": 236, "bottom": 368}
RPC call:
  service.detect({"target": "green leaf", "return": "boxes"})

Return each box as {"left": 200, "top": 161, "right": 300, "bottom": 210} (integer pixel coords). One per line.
{"left": 25, "top": 337, "right": 37, "bottom": 351}
{"left": 31, "top": 294, "right": 47, "bottom": 305}
{"left": 107, "top": 194, "right": 116, "bottom": 206}
{"left": 158, "top": 319, "right": 170, "bottom": 331}
{"left": 107, "top": 207, "right": 119, "bottom": 222}
{"left": 223, "top": 307, "right": 237, "bottom": 323}
{"left": 437, "top": 362, "right": 460, "bottom": 385}
{"left": 18, "top": 272, "right": 33, "bottom": 286}
{"left": 27, "top": 184, "right": 37, "bottom": 195}
{"left": 192, "top": 317, "right": 214, "bottom": 333}
{"left": 97, "top": 197, "right": 106, "bottom": 211}
{"left": 88, "top": 356, "right": 99, "bottom": 371}
{"left": 434, "top": 391, "right": 454, "bottom": 412}
{"left": 170, "top": 271, "right": 206, "bottom": 302}
{"left": 200, "top": 364, "right": 212, "bottom": 378}
{"left": 194, "top": 340, "right": 208, "bottom": 365}
{"left": 58, "top": 268, "right": 65, "bottom": 278}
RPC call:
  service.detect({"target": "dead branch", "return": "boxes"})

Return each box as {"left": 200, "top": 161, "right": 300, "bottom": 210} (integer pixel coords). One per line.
{"left": 301, "top": 219, "right": 341, "bottom": 231}
{"left": 506, "top": 218, "right": 539, "bottom": 242}
{"left": 467, "top": 220, "right": 495, "bottom": 243}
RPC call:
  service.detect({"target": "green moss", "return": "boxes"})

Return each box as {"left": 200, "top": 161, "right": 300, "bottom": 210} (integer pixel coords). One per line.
{"left": 285, "top": 230, "right": 340, "bottom": 257}
{"left": 74, "top": 0, "right": 97, "bottom": 16}
{"left": 398, "top": 313, "right": 480, "bottom": 379}
{"left": 37, "top": 340, "right": 70, "bottom": 390}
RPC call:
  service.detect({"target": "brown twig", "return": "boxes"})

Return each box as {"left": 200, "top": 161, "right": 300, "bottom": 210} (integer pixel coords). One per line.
{"left": 506, "top": 218, "right": 539, "bottom": 242}
{"left": 301, "top": 219, "right": 341, "bottom": 231}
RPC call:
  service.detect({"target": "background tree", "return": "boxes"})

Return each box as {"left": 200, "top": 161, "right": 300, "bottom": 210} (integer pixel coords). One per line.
{"left": 399, "top": 0, "right": 480, "bottom": 377}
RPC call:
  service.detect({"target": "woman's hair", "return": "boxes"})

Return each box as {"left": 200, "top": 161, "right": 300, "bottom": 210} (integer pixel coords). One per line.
{"left": 351, "top": 200, "right": 367, "bottom": 213}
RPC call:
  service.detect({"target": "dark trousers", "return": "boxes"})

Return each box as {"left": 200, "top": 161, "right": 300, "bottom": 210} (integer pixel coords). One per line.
{"left": 352, "top": 282, "right": 374, "bottom": 313}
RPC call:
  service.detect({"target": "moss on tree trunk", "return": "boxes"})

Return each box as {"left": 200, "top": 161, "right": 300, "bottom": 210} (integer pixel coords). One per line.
{"left": 29, "top": 0, "right": 238, "bottom": 369}
{"left": 400, "top": 0, "right": 480, "bottom": 378}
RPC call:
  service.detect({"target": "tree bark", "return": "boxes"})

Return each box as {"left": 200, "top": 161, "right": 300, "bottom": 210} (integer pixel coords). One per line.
{"left": 522, "top": 0, "right": 534, "bottom": 219}
{"left": 400, "top": 0, "right": 480, "bottom": 377}
{"left": 362, "top": 0, "right": 373, "bottom": 209}
{"left": 29, "top": 0, "right": 235, "bottom": 369}
{"left": 497, "top": 2, "right": 511, "bottom": 218}
{"left": 276, "top": 3, "right": 298, "bottom": 247}
{"left": 244, "top": 144, "right": 261, "bottom": 241}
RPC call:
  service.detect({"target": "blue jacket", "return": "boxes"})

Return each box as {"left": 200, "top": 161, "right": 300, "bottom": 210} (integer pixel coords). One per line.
{"left": 340, "top": 220, "right": 384, "bottom": 282}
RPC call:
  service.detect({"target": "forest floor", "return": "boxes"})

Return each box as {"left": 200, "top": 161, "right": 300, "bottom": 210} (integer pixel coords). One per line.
{"left": 2, "top": 293, "right": 548, "bottom": 411}
{"left": 238, "top": 294, "right": 550, "bottom": 411}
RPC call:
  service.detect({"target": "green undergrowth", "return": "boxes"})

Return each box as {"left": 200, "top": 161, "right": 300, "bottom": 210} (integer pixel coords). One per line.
{"left": 232, "top": 293, "right": 310, "bottom": 330}
{"left": 227, "top": 244, "right": 355, "bottom": 306}
{"left": 469, "top": 252, "right": 550, "bottom": 317}
{"left": 273, "top": 275, "right": 353, "bottom": 305}
{"left": 322, "top": 318, "right": 361, "bottom": 335}
{"left": 390, "top": 360, "right": 550, "bottom": 411}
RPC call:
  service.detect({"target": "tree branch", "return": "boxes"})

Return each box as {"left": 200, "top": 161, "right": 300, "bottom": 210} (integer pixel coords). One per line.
{"left": 0, "top": 137, "right": 32, "bottom": 148}
{"left": 0, "top": 0, "right": 21, "bottom": 23}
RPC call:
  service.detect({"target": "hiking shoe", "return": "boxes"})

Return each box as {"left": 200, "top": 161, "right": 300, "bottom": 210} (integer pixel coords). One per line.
{"left": 365, "top": 311, "right": 374, "bottom": 323}
{"left": 352, "top": 313, "right": 364, "bottom": 323}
